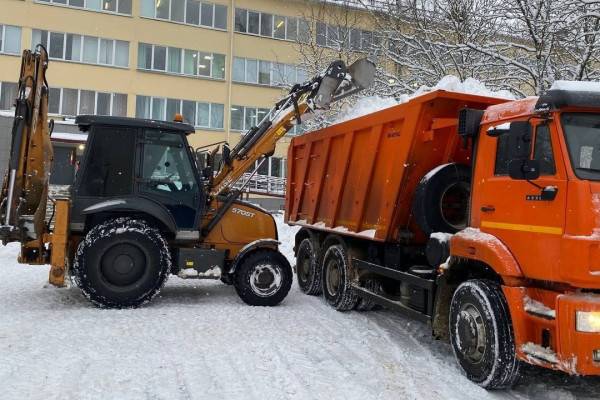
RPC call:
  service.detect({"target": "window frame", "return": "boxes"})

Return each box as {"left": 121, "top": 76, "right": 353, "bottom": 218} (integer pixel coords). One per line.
{"left": 35, "top": 0, "right": 133, "bottom": 16}
{"left": 138, "top": 42, "right": 225, "bottom": 80}
{"left": 32, "top": 29, "right": 129, "bottom": 68}
{"left": 141, "top": 0, "right": 228, "bottom": 31}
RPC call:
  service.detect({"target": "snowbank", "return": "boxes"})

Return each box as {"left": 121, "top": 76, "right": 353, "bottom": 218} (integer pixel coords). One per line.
{"left": 333, "top": 75, "right": 514, "bottom": 124}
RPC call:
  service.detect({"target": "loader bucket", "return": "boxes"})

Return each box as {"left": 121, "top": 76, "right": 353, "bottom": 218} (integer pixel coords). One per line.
{"left": 312, "top": 58, "right": 376, "bottom": 109}
{"left": 348, "top": 58, "right": 376, "bottom": 90}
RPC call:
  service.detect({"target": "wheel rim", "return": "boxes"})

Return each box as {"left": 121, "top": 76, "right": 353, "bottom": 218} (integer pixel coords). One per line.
{"left": 250, "top": 264, "right": 283, "bottom": 297}
{"left": 456, "top": 303, "right": 487, "bottom": 364}
{"left": 298, "top": 256, "right": 310, "bottom": 284}
{"left": 439, "top": 181, "right": 470, "bottom": 230}
{"left": 100, "top": 242, "right": 147, "bottom": 287}
{"left": 326, "top": 259, "right": 341, "bottom": 296}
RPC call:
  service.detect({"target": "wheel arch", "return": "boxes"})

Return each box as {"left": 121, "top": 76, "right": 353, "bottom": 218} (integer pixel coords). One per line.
{"left": 81, "top": 198, "right": 178, "bottom": 234}
{"left": 229, "top": 239, "right": 280, "bottom": 274}
{"left": 432, "top": 256, "right": 505, "bottom": 341}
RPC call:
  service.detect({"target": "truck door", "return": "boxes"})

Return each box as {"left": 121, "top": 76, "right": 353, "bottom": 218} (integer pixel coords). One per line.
{"left": 139, "top": 129, "right": 202, "bottom": 229}
{"left": 473, "top": 120, "right": 567, "bottom": 281}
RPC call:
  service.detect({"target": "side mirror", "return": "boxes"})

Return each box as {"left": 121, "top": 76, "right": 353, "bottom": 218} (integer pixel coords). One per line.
{"left": 509, "top": 159, "right": 540, "bottom": 180}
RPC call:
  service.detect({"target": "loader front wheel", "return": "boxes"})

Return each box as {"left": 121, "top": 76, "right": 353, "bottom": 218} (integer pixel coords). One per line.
{"left": 73, "top": 218, "right": 171, "bottom": 308}
{"left": 234, "top": 249, "right": 293, "bottom": 306}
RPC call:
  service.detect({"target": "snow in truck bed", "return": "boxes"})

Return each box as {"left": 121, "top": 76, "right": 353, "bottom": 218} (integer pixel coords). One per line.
{"left": 0, "top": 215, "right": 598, "bottom": 399}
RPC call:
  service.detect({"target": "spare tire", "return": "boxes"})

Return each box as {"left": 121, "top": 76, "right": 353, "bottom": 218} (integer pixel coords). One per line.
{"left": 412, "top": 163, "right": 471, "bottom": 235}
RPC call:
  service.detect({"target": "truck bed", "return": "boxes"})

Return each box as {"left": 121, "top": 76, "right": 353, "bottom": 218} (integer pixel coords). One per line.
{"left": 285, "top": 90, "right": 507, "bottom": 242}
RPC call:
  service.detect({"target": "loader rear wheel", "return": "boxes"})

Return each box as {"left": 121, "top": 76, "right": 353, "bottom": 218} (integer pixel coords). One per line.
{"left": 449, "top": 280, "right": 521, "bottom": 389}
{"left": 73, "top": 218, "right": 171, "bottom": 308}
{"left": 321, "top": 244, "right": 358, "bottom": 311}
{"left": 234, "top": 249, "right": 293, "bottom": 306}
{"left": 296, "top": 237, "right": 322, "bottom": 295}
{"left": 412, "top": 163, "right": 471, "bottom": 234}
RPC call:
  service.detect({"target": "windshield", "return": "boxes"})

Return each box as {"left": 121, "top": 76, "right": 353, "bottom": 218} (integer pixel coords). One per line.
{"left": 142, "top": 130, "right": 197, "bottom": 193}
{"left": 561, "top": 113, "right": 600, "bottom": 181}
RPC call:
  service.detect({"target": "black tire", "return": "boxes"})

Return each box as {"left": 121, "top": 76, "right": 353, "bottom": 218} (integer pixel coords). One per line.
{"left": 321, "top": 244, "right": 358, "bottom": 311}
{"left": 449, "top": 279, "right": 521, "bottom": 389}
{"left": 233, "top": 249, "right": 293, "bottom": 306}
{"left": 355, "top": 278, "right": 382, "bottom": 311}
{"left": 73, "top": 218, "right": 171, "bottom": 308}
{"left": 296, "top": 237, "right": 322, "bottom": 295}
{"left": 412, "top": 163, "right": 471, "bottom": 235}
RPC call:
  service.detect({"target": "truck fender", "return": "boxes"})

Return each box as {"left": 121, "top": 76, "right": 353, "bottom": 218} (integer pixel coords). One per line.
{"left": 449, "top": 227, "right": 523, "bottom": 278}
{"left": 82, "top": 197, "right": 177, "bottom": 234}
{"left": 229, "top": 239, "right": 280, "bottom": 274}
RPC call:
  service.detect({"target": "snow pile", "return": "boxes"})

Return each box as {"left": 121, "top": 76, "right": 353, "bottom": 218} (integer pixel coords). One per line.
{"left": 402, "top": 75, "right": 515, "bottom": 102}
{"left": 335, "top": 95, "right": 399, "bottom": 123}
{"left": 333, "top": 75, "right": 514, "bottom": 124}
{"left": 550, "top": 80, "right": 600, "bottom": 92}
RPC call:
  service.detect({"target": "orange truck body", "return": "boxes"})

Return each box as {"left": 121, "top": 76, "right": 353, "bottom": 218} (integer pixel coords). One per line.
{"left": 286, "top": 90, "right": 600, "bottom": 377}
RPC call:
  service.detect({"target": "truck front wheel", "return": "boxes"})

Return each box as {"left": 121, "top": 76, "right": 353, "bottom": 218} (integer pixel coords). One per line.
{"left": 296, "top": 237, "right": 322, "bottom": 295}
{"left": 321, "top": 244, "right": 358, "bottom": 311}
{"left": 73, "top": 218, "right": 171, "bottom": 308}
{"left": 234, "top": 249, "right": 293, "bottom": 306}
{"left": 449, "top": 280, "right": 521, "bottom": 389}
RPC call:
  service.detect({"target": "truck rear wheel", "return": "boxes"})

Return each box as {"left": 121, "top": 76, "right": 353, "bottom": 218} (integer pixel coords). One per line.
{"left": 321, "top": 244, "right": 358, "bottom": 311}
{"left": 413, "top": 163, "right": 471, "bottom": 234}
{"left": 73, "top": 218, "right": 171, "bottom": 308}
{"left": 296, "top": 237, "right": 322, "bottom": 295}
{"left": 234, "top": 249, "right": 293, "bottom": 306}
{"left": 449, "top": 280, "right": 521, "bottom": 389}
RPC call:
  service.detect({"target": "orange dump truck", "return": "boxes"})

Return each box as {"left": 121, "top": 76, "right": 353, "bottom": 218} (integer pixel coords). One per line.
{"left": 285, "top": 89, "right": 600, "bottom": 388}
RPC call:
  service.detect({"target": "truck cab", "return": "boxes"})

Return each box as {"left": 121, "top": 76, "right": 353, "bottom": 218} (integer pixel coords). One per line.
{"left": 453, "top": 87, "right": 600, "bottom": 377}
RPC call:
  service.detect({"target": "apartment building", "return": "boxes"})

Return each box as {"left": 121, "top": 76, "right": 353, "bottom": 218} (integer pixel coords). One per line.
{"left": 0, "top": 0, "right": 379, "bottom": 193}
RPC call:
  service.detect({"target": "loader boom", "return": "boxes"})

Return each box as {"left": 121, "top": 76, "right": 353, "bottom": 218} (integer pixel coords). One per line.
{"left": 209, "top": 58, "right": 375, "bottom": 198}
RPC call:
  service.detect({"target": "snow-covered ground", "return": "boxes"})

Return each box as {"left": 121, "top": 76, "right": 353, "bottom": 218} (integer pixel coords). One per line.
{"left": 0, "top": 215, "right": 599, "bottom": 399}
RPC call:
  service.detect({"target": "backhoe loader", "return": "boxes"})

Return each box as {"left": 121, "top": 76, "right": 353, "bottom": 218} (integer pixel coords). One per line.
{"left": 0, "top": 46, "right": 375, "bottom": 308}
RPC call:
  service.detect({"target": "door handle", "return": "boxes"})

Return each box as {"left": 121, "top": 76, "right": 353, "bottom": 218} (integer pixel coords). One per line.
{"left": 481, "top": 205, "right": 495, "bottom": 212}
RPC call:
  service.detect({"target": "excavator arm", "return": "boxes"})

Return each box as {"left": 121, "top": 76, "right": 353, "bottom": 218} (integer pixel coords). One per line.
{"left": 0, "top": 47, "right": 54, "bottom": 261}
{"left": 209, "top": 58, "right": 376, "bottom": 197}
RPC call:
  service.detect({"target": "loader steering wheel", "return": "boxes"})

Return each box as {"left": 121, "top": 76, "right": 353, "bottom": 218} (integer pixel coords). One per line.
{"left": 148, "top": 179, "right": 179, "bottom": 193}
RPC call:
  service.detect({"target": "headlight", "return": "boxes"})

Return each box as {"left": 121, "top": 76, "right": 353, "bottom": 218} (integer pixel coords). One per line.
{"left": 576, "top": 311, "right": 600, "bottom": 333}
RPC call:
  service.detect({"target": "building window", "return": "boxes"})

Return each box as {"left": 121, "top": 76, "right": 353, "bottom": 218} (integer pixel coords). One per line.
{"left": 136, "top": 95, "right": 224, "bottom": 129}
{"left": 47, "top": 87, "right": 127, "bottom": 116}
{"left": 141, "top": 0, "right": 227, "bottom": 30}
{"left": 234, "top": 8, "right": 309, "bottom": 43}
{"left": 36, "top": 0, "right": 133, "bottom": 16}
{"left": 0, "top": 25, "right": 22, "bottom": 55}
{"left": 0, "top": 82, "right": 18, "bottom": 110}
{"left": 230, "top": 105, "right": 270, "bottom": 131}
{"left": 315, "top": 22, "right": 380, "bottom": 53}
{"left": 32, "top": 30, "right": 129, "bottom": 67}
{"left": 137, "top": 43, "right": 225, "bottom": 79}
{"left": 232, "top": 57, "right": 307, "bottom": 87}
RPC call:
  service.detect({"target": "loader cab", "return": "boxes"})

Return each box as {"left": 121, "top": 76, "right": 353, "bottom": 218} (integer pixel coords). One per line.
{"left": 71, "top": 116, "right": 203, "bottom": 233}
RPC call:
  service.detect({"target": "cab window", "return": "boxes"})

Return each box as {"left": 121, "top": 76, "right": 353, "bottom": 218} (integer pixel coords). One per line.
{"left": 141, "top": 130, "right": 197, "bottom": 194}
{"left": 533, "top": 124, "right": 556, "bottom": 175}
